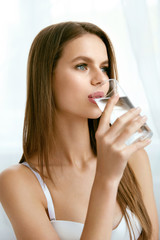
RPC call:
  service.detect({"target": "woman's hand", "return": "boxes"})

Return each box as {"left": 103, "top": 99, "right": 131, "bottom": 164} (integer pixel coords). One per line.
{"left": 95, "top": 94, "right": 151, "bottom": 185}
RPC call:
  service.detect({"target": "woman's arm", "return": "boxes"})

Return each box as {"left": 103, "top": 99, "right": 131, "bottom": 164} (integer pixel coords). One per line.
{"left": 129, "top": 149, "right": 159, "bottom": 240}
{"left": 81, "top": 95, "right": 152, "bottom": 240}
{"left": 0, "top": 165, "right": 60, "bottom": 240}
{"left": 80, "top": 174, "right": 118, "bottom": 240}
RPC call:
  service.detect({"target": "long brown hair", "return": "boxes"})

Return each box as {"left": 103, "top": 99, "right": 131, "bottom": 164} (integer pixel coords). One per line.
{"left": 20, "top": 21, "right": 152, "bottom": 239}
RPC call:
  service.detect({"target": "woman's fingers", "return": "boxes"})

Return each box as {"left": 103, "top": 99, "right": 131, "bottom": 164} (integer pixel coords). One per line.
{"left": 106, "top": 107, "right": 142, "bottom": 140}
{"left": 96, "top": 94, "right": 151, "bottom": 159}
{"left": 121, "top": 137, "right": 151, "bottom": 159}
{"left": 114, "top": 115, "right": 147, "bottom": 146}
{"left": 97, "top": 94, "right": 119, "bottom": 135}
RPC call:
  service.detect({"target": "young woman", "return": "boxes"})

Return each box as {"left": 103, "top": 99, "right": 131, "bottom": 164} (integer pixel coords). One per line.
{"left": 0, "top": 21, "right": 159, "bottom": 240}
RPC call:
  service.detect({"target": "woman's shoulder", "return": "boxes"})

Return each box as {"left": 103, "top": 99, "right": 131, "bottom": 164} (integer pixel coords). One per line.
{"left": 128, "top": 148, "right": 153, "bottom": 193}
{"left": 128, "top": 148, "right": 159, "bottom": 238}
{"left": 0, "top": 164, "right": 59, "bottom": 239}
{"left": 0, "top": 164, "right": 27, "bottom": 191}
{"left": 0, "top": 163, "right": 46, "bottom": 207}
{"left": 1, "top": 163, "right": 27, "bottom": 175}
{"left": 128, "top": 148, "right": 151, "bottom": 178}
{"left": 0, "top": 163, "right": 33, "bottom": 190}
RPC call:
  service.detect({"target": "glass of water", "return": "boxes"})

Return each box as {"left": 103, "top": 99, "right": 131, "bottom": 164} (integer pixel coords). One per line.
{"left": 94, "top": 79, "right": 153, "bottom": 145}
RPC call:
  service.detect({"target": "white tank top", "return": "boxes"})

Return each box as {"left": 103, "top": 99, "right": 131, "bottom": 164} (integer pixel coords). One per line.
{"left": 21, "top": 162, "right": 142, "bottom": 240}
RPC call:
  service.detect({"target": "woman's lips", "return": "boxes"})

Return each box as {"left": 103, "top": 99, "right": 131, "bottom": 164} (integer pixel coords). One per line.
{"left": 88, "top": 98, "right": 97, "bottom": 104}
{"left": 88, "top": 91, "right": 105, "bottom": 98}
{"left": 88, "top": 91, "right": 104, "bottom": 104}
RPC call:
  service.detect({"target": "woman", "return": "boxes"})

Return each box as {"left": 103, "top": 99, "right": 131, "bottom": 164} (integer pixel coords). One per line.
{"left": 0, "top": 21, "right": 158, "bottom": 240}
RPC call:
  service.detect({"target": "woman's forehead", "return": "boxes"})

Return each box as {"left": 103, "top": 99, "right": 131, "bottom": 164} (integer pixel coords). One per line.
{"left": 60, "top": 33, "right": 108, "bottom": 62}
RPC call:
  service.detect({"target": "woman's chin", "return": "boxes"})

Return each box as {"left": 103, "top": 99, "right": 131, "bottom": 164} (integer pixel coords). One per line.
{"left": 87, "top": 109, "right": 102, "bottom": 119}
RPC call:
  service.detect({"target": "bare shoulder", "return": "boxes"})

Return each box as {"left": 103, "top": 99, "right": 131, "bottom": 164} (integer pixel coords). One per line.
{"left": 0, "top": 164, "right": 44, "bottom": 204}
{"left": 0, "top": 163, "right": 46, "bottom": 223}
{"left": 128, "top": 149, "right": 159, "bottom": 239}
{"left": 0, "top": 164, "right": 59, "bottom": 240}
{"left": 0, "top": 164, "right": 29, "bottom": 198}
{"left": 128, "top": 148, "right": 154, "bottom": 203}
{"left": 0, "top": 163, "right": 31, "bottom": 182}
{"left": 128, "top": 149, "right": 152, "bottom": 188}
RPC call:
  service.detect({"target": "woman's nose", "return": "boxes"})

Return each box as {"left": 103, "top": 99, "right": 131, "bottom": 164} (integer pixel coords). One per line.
{"left": 91, "top": 68, "right": 108, "bottom": 86}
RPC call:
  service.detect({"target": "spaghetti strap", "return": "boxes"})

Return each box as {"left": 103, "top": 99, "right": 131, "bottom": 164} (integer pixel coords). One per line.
{"left": 21, "top": 162, "right": 56, "bottom": 221}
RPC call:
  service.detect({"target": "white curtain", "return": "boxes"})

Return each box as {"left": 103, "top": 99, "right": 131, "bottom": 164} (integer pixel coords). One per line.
{"left": 121, "top": 0, "right": 160, "bottom": 138}
{"left": 120, "top": 1, "right": 160, "bottom": 236}
{"left": 0, "top": 0, "right": 159, "bottom": 239}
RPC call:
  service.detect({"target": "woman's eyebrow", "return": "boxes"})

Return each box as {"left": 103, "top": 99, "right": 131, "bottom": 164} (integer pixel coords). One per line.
{"left": 71, "top": 56, "right": 109, "bottom": 65}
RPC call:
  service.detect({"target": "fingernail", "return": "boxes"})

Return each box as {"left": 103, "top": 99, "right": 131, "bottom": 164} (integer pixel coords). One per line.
{"left": 140, "top": 137, "right": 151, "bottom": 143}
{"left": 145, "top": 138, "right": 152, "bottom": 144}
{"left": 142, "top": 115, "right": 147, "bottom": 121}
{"left": 135, "top": 107, "right": 141, "bottom": 111}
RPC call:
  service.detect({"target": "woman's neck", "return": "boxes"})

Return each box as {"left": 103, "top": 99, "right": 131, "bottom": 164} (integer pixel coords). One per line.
{"left": 50, "top": 112, "right": 96, "bottom": 169}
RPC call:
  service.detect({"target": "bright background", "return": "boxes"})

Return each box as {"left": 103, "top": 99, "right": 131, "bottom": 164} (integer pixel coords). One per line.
{"left": 0, "top": 0, "right": 159, "bottom": 239}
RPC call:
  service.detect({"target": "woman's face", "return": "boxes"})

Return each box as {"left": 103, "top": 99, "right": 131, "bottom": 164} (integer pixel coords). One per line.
{"left": 53, "top": 33, "right": 110, "bottom": 119}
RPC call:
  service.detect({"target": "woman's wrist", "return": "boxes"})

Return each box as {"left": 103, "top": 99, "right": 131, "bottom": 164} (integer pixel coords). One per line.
{"left": 94, "top": 171, "right": 119, "bottom": 192}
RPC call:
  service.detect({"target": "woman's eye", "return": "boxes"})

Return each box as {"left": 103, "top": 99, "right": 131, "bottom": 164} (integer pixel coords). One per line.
{"left": 101, "top": 66, "right": 109, "bottom": 74}
{"left": 76, "top": 64, "right": 87, "bottom": 70}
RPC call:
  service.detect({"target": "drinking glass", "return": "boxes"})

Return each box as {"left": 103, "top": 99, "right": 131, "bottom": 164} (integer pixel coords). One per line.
{"left": 94, "top": 79, "right": 153, "bottom": 145}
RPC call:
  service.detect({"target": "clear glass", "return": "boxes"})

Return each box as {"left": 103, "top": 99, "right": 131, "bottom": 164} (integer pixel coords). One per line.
{"left": 94, "top": 79, "right": 153, "bottom": 145}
